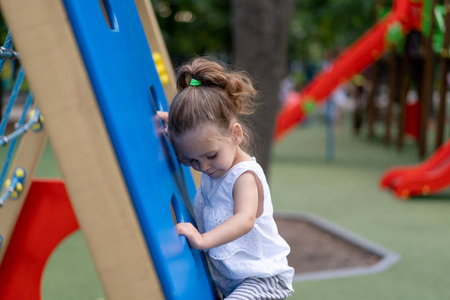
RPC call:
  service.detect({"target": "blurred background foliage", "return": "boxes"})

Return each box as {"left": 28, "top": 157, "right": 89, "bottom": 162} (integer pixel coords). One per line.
{"left": 0, "top": 0, "right": 394, "bottom": 169}
{"left": 152, "top": 0, "right": 392, "bottom": 73}
{"left": 151, "top": 0, "right": 231, "bottom": 67}
{"left": 289, "top": 0, "right": 377, "bottom": 63}
{"left": 0, "top": 0, "right": 393, "bottom": 93}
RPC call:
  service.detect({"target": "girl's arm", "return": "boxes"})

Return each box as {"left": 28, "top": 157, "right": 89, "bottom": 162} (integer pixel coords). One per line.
{"left": 176, "top": 171, "right": 259, "bottom": 250}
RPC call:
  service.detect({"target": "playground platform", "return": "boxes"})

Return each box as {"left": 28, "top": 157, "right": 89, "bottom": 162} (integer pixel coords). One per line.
{"left": 18, "top": 113, "right": 450, "bottom": 299}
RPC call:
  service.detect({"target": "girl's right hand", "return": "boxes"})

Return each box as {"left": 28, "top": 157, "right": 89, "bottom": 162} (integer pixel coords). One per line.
{"left": 176, "top": 222, "right": 208, "bottom": 250}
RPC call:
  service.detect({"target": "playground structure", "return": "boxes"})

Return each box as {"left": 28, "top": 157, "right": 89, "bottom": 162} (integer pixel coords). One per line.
{"left": 0, "top": 0, "right": 216, "bottom": 299}
{"left": 275, "top": 0, "right": 450, "bottom": 199}
{"left": 274, "top": 0, "right": 424, "bottom": 141}
{"left": 379, "top": 0, "right": 450, "bottom": 199}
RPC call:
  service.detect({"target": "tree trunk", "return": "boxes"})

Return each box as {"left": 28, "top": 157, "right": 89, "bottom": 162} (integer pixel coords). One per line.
{"left": 231, "top": 0, "right": 295, "bottom": 176}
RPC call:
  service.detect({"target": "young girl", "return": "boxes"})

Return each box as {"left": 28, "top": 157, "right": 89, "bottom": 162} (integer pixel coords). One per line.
{"left": 158, "top": 57, "right": 294, "bottom": 299}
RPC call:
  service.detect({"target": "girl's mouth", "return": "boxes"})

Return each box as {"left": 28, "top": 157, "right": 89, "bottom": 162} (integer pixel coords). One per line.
{"left": 206, "top": 171, "right": 216, "bottom": 177}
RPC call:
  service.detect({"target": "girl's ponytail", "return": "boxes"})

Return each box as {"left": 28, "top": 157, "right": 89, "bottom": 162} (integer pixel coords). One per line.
{"left": 176, "top": 57, "right": 257, "bottom": 116}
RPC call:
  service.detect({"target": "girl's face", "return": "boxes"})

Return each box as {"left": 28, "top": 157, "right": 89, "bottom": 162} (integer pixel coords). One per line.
{"left": 172, "top": 123, "right": 242, "bottom": 179}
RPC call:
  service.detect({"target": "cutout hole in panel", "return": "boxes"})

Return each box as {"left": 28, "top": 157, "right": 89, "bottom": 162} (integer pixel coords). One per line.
{"left": 171, "top": 193, "right": 190, "bottom": 247}
{"left": 99, "top": 0, "right": 118, "bottom": 31}
{"left": 171, "top": 193, "right": 183, "bottom": 224}
{"left": 149, "top": 85, "right": 163, "bottom": 111}
{"left": 170, "top": 203, "right": 178, "bottom": 226}
{"left": 150, "top": 84, "right": 180, "bottom": 174}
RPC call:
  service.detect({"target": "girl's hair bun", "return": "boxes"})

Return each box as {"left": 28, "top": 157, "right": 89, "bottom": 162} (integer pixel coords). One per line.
{"left": 176, "top": 57, "right": 257, "bottom": 115}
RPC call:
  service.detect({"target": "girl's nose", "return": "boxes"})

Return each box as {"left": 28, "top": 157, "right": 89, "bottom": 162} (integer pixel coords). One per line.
{"left": 198, "top": 161, "right": 209, "bottom": 172}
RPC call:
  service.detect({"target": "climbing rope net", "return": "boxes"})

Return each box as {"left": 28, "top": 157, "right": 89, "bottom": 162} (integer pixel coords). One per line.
{"left": 0, "top": 31, "right": 43, "bottom": 207}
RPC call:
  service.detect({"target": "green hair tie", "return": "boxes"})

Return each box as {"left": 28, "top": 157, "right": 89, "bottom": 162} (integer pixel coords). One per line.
{"left": 190, "top": 78, "right": 201, "bottom": 86}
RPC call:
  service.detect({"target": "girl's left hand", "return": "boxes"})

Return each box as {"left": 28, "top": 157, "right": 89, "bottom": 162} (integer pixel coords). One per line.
{"left": 156, "top": 111, "right": 169, "bottom": 133}
{"left": 176, "top": 222, "right": 206, "bottom": 250}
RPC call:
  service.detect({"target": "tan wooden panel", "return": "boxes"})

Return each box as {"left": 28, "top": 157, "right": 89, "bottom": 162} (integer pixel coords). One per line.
{"left": 0, "top": 0, "right": 164, "bottom": 298}
{"left": 135, "top": 0, "right": 177, "bottom": 102}
{"left": 0, "top": 129, "right": 47, "bottom": 264}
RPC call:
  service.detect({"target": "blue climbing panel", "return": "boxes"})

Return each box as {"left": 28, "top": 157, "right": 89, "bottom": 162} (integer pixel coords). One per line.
{"left": 61, "top": 0, "right": 217, "bottom": 298}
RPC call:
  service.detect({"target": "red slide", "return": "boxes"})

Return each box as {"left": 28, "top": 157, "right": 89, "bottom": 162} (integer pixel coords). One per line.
{"left": 274, "top": 0, "right": 423, "bottom": 141}
{"left": 380, "top": 138, "right": 450, "bottom": 199}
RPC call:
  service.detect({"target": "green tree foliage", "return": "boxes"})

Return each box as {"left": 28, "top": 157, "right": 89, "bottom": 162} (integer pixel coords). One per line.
{"left": 153, "top": 0, "right": 388, "bottom": 69}
{"left": 151, "top": 0, "right": 231, "bottom": 67}
{"left": 289, "top": 0, "right": 379, "bottom": 65}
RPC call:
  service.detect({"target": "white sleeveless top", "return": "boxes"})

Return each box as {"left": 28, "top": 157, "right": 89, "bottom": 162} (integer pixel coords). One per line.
{"left": 193, "top": 159, "right": 294, "bottom": 296}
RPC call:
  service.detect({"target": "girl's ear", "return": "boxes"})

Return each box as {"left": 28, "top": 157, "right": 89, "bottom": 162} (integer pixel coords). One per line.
{"left": 231, "top": 123, "right": 243, "bottom": 145}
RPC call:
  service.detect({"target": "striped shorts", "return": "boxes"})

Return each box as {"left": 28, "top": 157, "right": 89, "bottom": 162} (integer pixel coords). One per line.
{"left": 224, "top": 276, "right": 292, "bottom": 299}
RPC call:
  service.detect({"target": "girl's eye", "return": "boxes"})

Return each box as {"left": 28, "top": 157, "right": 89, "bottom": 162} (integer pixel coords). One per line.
{"left": 207, "top": 153, "right": 217, "bottom": 160}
